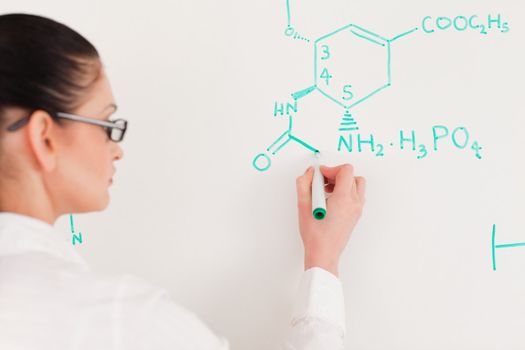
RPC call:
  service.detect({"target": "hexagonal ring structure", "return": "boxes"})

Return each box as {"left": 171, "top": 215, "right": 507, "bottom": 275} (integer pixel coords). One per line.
{"left": 313, "top": 23, "right": 391, "bottom": 110}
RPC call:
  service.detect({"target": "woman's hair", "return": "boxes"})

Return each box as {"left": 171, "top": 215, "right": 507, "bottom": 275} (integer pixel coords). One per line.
{"left": 0, "top": 13, "right": 102, "bottom": 128}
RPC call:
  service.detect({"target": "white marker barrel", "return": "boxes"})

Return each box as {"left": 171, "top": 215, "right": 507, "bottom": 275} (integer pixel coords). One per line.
{"left": 312, "top": 152, "right": 326, "bottom": 220}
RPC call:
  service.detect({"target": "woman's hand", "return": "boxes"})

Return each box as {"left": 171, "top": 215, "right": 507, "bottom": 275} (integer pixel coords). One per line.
{"left": 295, "top": 164, "right": 366, "bottom": 277}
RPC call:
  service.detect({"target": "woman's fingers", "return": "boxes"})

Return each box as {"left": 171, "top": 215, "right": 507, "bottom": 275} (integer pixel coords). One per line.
{"left": 320, "top": 164, "right": 355, "bottom": 195}
{"left": 355, "top": 176, "right": 366, "bottom": 201}
{"left": 324, "top": 183, "right": 335, "bottom": 193}
{"left": 296, "top": 166, "right": 314, "bottom": 212}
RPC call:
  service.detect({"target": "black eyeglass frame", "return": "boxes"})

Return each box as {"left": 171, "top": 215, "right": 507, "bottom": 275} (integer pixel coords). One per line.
{"left": 5, "top": 110, "right": 128, "bottom": 143}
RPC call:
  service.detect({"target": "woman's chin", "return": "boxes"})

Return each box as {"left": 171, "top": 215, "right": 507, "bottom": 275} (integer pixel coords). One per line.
{"left": 100, "top": 191, "right": 110, "bottom": 210}
{"left": 90, "top": 191, "right": 110, "bottom": 212}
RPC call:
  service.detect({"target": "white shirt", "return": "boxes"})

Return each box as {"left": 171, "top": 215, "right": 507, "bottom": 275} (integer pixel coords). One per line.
{"left": 0, "top": 212, "right": 346, "bottom": 349}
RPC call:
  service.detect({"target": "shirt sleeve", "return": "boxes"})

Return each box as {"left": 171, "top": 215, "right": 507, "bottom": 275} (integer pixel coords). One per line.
{"left": 283, "top": 267, "right": 346, "bottom": 350}
{"left": 108, "top": 269, "right": 345, "bottom": 350}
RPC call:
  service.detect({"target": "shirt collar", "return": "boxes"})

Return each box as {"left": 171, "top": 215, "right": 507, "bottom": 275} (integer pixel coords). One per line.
{"left": 0, "top": 211, "right": 90, "bottom": 270}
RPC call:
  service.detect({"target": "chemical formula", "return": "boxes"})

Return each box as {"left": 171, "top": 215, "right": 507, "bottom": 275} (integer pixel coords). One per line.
{"left": 252, "top": 1, "right": 509, "bottom": 171}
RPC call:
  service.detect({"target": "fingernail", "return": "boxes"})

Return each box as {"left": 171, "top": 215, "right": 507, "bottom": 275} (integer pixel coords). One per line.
{"left": 304, "top": 166, "right": 312, "bottom": 174}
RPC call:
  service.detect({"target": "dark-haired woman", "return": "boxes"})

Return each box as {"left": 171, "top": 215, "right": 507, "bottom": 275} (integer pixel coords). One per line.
{"left": 0, "top": 13, "right": 366, "bottom": 349}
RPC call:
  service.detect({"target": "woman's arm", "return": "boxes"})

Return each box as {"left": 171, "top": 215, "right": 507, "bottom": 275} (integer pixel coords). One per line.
{"left": 284, "top": 163, "right": 366, "bottom": 350}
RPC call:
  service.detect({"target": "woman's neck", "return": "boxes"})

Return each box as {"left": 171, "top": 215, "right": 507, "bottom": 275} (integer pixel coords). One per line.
{"left": 0, "top": 175, "right": 57, "bottom": 225}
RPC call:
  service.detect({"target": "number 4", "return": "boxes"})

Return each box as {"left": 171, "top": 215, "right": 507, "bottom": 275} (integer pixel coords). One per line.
{"left": 320, "top": 68, "right": 332, "bottom": 85}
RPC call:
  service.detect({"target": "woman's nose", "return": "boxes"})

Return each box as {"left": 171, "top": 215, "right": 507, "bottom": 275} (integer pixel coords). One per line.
{"left": 113, "top": 142, "right": 124, "bottom": 161}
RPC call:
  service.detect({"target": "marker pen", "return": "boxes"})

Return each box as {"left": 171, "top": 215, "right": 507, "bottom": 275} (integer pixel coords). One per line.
{"left": 312, "top": 151, "right": 326, "bottom": 220}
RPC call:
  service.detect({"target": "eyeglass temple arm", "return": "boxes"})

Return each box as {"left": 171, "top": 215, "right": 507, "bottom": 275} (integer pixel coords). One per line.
{"left": 6, "top": 116, "right": 30, "bottom": 132}
{"left": 56, "top": 112, "right": 125, "bottom": 130}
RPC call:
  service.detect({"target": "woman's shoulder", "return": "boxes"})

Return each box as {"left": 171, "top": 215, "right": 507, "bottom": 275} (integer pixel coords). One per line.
{"left": 0, "top": 252, "right": 226, "bottom": 348}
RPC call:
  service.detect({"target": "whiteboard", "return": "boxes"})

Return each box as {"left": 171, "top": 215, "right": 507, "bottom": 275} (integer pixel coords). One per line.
{"left": 7, "top": 0, "right": 525, "bottom": 348}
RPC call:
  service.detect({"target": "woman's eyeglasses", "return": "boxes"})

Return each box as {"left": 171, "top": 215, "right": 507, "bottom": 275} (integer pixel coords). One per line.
{"left": 5, "top": 110, "right": 128, "bottom": 143}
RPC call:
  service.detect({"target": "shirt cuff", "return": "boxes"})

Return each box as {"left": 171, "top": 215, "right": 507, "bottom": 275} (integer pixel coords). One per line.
{"left": 290, "top": 267, "right": 346, "bottom": 335}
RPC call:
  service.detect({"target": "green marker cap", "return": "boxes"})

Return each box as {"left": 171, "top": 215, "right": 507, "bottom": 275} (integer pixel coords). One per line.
{"left": 313, "top": 208, "right": 326, "bottom": 220}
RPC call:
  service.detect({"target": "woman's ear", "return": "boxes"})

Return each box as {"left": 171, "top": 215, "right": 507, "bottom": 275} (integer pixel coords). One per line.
{"left": 25, "top": 110, "right": 58, "bottom": 172}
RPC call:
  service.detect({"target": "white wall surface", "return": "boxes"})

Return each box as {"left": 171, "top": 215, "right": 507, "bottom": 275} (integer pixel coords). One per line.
{"left": 4, "top": 0, "right": 524, "bottom": 349}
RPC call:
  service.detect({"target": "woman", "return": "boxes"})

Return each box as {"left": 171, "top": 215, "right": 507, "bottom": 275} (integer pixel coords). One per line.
{"left": 0, "top": 13, "right": 366, "bottom": 349}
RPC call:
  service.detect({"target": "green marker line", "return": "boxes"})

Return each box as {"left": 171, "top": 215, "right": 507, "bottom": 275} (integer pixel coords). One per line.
{"left": 491, "top": 223, "right": 525, "bottom": 271}
{"left": 267, "top": 130, "right": 288, "bottom": 152}
{"left": 350, "top": 29, "right": 385, "bottom": 46}
{"left": 289, "top": 135, "right": 319, "bottom": 153}
{"left": 315, "top": 24, "right": 353, "bottom": 43}
{"left": 317, "top": 88, "right": 346, "bottom": 109}
{"left": 351, "top": 24, "right": 387, "bottom": 42}
{"left": 349, "top": 83, "right": 390, "bottom": 109}
{"left": 339, "top": 127, "right": 359, "bottom": 131}
{"left": 495, "top": 243, "right": 525, "bottom": 249}
{"left": 69, "top": 214, "right": 75, "bottom": 233}
{"left": 292, "top": 85, "right": 316, "bottom": 100}
{"left": 273, "top": 137, "right": 291, "bottom": 154}
{"left": 285, "top": 0, "right": 291, "bottom": 27}
{"left": 390, "top": 27, "right": 419, "bottom": 42}
{"left": 314, "top": 45, "right": 318, "bottom": 84}
{"left": 342, "top": 117, "right": 354, "bottom": 121}
{"left": 492, "top": 224, "right": 496, "bottom": 271}
{"left": 387, "top": 41, "right": 391, "bottom": 84}
{"left": 340, "top": 121, "right": 357, "bottom": 125}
